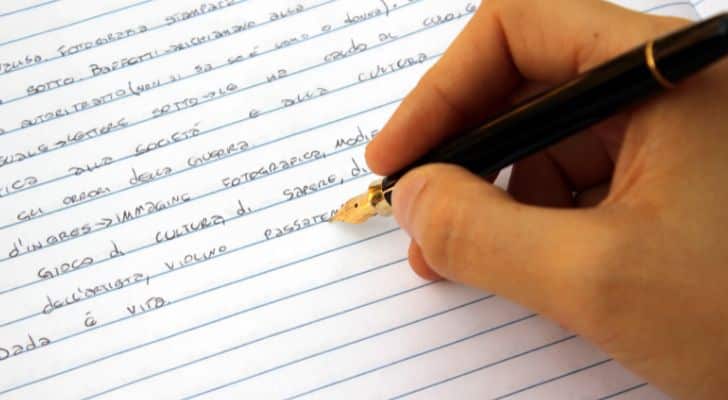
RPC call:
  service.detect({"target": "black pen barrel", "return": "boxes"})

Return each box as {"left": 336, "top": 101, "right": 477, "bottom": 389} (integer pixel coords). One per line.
{"left": 656, "top": 13, "right": 728, "bottom": 83}
{"left": 381, "top": 13, "right": 728, "bottom": 198}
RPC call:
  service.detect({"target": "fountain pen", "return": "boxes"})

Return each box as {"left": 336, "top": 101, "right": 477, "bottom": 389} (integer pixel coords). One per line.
{"left": 331, "top": 13, "right": 728, "bottom": 224}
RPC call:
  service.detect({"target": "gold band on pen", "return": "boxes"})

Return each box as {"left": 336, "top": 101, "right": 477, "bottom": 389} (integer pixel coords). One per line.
{"left": 646, "top": 40, "right": 676, "bottom": 89}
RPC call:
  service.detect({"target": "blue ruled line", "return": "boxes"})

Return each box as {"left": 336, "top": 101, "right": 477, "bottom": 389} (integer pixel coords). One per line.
{"left": 388, "top": 335, "right": 579, "bottom": 399}
{"left": 0, "top": 0, "right": 422, "bottom": 139}
{"left": 0, "top": 0, "right": 689, "bottom": 146}
{"left": 0, "top": 52, "right": 441, "bottom": 264}
{"left": 84, "top": 276, "right": 457, "bottom": 399}
{"left": 182, "top": 296, "right": 498, "bottom": 400}
{"left": 284, "top": 313, "right": 537, "bottom": 400}
{"left": 0, "top": 0, "right": 251, "bottom": 75}
{"left": 598, "top": 383, "right": 649, "bottom": 400}
{"left": 0, "top": 211, "right": 398, "bottom": 351}
{"left": 0, "top": 6, "right": 453, "bottom": 202}
{"left": 0, "top": 0, "right": 335, "bottom": 109}
{"left": 0, "top": 0, "right": 60, "bottom": 18}
{"left": 0, "top": 118, "right": 394, "bottom": 301}
{"left": 0, "top": 256, "right": 420, "bottom": 395}
{"left": 492, "top": 359, "right": 613, "bottom": 399}
{"left": 0, "top": 0, "right": 686, "bottom": 121}
{"left": 0, "top": 0, "right": 155, "bottom": 47}
{"left": 0, "top": 170, "right": 381, "bottom": 326}
{"left": 644, "top": 1, "right": 699, "bottom": 13}
{"left": 0, "top": 0, "right": 687, "bottom": 398}
{"left": 0, "top": 97, "right": 401, "bottom": 261}
{"left": 0, "top": 0, "right": 460, "bottom": 342}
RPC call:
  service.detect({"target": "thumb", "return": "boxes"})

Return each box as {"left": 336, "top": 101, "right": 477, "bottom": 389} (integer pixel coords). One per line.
{"left": 392, "top": 164, "right": 620, "bottom": 316}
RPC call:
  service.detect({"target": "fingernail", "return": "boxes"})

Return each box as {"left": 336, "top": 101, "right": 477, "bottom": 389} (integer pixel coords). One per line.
{"left": 393, "top": 171, "right": 428, "bottom": 239}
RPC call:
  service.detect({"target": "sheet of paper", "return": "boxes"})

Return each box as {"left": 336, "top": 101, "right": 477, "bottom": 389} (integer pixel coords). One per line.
{"left": 0, "top": 1, "right": 699, "bottom": 398}
{"left": 696, "top": 0, "right": 728, "bottom": 17}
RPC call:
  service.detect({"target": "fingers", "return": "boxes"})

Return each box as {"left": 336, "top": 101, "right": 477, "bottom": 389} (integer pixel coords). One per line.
{"left": 607, "top": 60, "right": 728, "bottom": 207}
{"left": 392, "top": 163, "right": 618, "bottom": 315}
{"left": 507, "top": 152, "right": 575, "bottom": 207}
{"left": 408, "top": 241, "right": 441, "bottom": 281}
{"left": 365, "top": 5, "right": 519, "bottom": 175}
{"left": 366, "top": 0, "right": 686, "bottom": 176}
{"left": 575, "top": 183, "right": 611, "bottom": 208}
{"left": 507, "top": 82, "right": 617, "bottom": 198}
{"left": 544, "top": 132, "right": 614, "bottom": 191}
{"left": 507, "top": 131, "right": 615, "bottom": 207}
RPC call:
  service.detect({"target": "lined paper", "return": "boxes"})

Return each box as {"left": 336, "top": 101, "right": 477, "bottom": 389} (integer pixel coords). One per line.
{"left": 696, "top": 0, "right": 728, "bottom": 17}
{"left": 0, "top": 1, "right": 699, "bottom": 398}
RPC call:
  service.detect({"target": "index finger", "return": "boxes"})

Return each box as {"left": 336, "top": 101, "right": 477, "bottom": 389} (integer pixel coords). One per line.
{"left": 365, "top": 0, "right": 685, "bottom": 176}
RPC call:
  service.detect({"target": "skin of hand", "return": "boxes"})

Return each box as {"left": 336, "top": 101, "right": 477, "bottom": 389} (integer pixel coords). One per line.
{"left": 364, "top": 0, "right": 728, "bottom": 398}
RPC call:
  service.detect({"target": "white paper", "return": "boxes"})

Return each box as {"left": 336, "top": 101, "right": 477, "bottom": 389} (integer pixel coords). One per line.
{"left": 0, "top": 1, "right": 699, "bottom": 398}
{"left": 696, "top": 0, "right": 728, "bottom": 17}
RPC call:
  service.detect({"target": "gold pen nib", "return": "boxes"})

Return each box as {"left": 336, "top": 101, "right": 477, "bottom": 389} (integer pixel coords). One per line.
{"left": 330, "top": 192, "right": 377, "bottom": 224}
{"left": 330, "top": 179, "right": 393, "bottom": 224}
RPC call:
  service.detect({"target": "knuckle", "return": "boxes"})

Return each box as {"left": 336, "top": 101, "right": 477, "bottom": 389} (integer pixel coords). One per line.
{"left": 419, "top": 70, "right": 470, "bottom": 121}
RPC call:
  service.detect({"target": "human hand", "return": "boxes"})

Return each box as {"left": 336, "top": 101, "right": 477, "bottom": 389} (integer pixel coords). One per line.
{"left": 365, "top": 1, "right": 728, "bottom": 399}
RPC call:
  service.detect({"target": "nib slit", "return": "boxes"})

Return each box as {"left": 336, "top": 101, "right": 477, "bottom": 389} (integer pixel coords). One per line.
{"left": 330, "top": 192, "right": 376, "bottom": 224}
